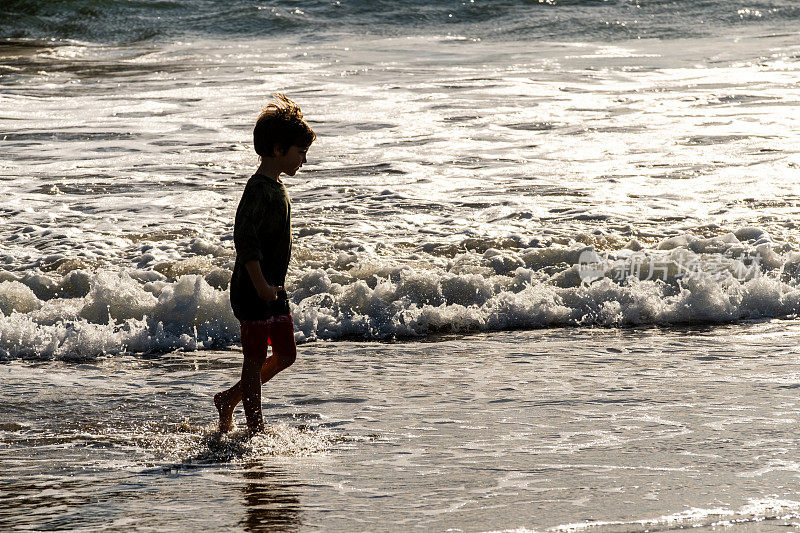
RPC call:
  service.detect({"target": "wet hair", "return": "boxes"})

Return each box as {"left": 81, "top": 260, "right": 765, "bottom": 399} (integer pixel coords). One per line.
{"left": 253, "top": 94, "right": 316, "bottom": 158}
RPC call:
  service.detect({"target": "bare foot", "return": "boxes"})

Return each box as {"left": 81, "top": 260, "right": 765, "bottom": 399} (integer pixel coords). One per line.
{"left": 214, "top": 391, "right": 235, "bottom": 433}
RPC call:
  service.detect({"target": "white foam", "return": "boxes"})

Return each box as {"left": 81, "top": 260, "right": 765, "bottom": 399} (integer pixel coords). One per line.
{"left": 141, "top": 421, "right": 339, "bottom": 464}
{"left": 0, "top": 280, "right": 41, "bottom": 315}
{"left": 291, "top": 237, "right": 800, "bottom": 341}
{"left": 3, "top": 229, "right": 800, "bottom": 358}
{"left": 549, "top": 498, "right": 800, "bottom": 531}
{"left": 0, "top": 272, "right": 238, "bottom": 359}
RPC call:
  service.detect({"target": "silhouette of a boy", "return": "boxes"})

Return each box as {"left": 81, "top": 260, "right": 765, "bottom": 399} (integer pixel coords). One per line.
{"left": 215, "top": 94, "right": 315, "bottom": 434}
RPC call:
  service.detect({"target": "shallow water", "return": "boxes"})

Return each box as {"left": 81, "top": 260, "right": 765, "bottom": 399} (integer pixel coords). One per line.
{"left": 4, "top": 322, "right": 800, "bottom": 531}
{"left": 2, "top": 32, "right": 800, "bottom": 356}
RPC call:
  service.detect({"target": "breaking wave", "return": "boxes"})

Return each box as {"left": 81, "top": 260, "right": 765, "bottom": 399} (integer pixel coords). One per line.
{"left": 2, "top": 227, "right": 799, "bottom": 360}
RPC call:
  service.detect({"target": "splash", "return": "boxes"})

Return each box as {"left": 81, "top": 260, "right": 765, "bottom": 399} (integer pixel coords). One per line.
{"left": 138, "top": 420, "right": 343, "bottom": 464}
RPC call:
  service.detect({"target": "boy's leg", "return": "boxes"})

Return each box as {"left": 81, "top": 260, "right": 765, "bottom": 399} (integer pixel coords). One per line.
{"left": 259, "top": 315, "right": 297, "bottom": 383}
{"left": 239, "top": 320, "right": 270, "bottom": 434}
{"left": 214, "top": 316, "right": 296, "bottom": 433}
{"left": 215, "top": 321, "right": 269, "bottom": 433}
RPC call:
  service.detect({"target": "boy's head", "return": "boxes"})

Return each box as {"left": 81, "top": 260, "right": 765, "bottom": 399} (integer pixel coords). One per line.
{"left": 253, "top": 94, "right": 315, "bottom": 158}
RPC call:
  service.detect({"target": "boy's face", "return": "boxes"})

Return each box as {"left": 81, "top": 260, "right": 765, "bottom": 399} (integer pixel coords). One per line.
{"left": 277, "top": 144, "right": 309, "bottom": 177}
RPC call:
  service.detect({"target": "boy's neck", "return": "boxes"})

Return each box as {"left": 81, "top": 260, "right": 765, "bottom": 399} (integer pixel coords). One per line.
{"left": 255, "top": 159, "right": 281, "bottom": 182}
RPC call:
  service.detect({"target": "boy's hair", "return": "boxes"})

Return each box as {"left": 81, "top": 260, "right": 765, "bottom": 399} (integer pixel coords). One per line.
{"left": 253, "top": 94, "right": 316, "bottom": 158}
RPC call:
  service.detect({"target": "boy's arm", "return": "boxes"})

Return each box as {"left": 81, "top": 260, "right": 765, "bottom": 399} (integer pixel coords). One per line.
{"left": 245, "top": 260, "right": 281, "bottom": 302}
{"left": 235, "top": 183, "right": 281, "bottom": 302}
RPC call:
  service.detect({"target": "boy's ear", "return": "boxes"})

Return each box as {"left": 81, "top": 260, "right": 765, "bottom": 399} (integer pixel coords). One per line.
{"left": 271, "top": 144, "right": 287, "bottom": 157}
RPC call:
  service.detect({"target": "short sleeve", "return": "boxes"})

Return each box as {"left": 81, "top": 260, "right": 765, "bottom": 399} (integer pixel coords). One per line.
{"left": 233, "top": 183, "right": 268, "bottom": 264}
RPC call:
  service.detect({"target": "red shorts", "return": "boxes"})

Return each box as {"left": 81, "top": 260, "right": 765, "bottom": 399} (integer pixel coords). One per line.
{"left": 240, "top": 314, "right": 296, "bottom": 364}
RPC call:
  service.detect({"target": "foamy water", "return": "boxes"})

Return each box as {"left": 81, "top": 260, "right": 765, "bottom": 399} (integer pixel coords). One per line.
{"left": 2, "top": 32, "right": 800, "bottom": 358}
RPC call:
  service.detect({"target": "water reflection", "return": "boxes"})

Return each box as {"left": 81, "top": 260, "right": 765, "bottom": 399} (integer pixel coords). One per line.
{"left": 240, "top": 463, "right": 302, "bottom": 532}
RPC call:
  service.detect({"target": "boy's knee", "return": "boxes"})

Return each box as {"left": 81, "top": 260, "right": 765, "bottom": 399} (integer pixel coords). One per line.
{"left": 280, "top": 348, "right": 296, "bottom": 369}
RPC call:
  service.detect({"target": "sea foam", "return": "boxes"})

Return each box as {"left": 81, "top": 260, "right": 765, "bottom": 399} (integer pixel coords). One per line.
{"left": 1, "top": 229, "right": 798, "bottom": 359}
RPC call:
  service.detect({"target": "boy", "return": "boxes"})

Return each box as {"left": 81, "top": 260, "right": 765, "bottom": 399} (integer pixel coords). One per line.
{"left": 215, "top": 94, "right": 315, "bottom": 434}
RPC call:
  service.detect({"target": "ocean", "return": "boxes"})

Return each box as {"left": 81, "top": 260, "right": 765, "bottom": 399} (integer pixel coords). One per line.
{"left": 2, "top": 0, "right": 800, "bottom": 530}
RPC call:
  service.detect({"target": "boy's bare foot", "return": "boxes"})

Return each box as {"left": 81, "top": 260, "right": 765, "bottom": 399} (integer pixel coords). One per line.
{"left": 214, "top": 391, "right": 235, "bottom": 433}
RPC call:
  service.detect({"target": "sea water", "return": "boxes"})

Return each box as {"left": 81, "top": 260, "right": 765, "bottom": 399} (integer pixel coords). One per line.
{"left": 2, "top": 0, "right": 800, "bottom": 530}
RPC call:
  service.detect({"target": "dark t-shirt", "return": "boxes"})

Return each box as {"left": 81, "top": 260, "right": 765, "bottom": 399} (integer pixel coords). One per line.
{"left": 229, "top": 174, "right": 292, "bottom": 320}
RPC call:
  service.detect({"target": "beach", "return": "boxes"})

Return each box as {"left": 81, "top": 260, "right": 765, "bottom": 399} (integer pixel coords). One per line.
{"left": 3, "top": 0, "right": 800, "bottom": 530}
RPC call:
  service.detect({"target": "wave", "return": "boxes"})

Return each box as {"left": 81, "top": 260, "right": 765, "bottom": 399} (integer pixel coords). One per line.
{"left": 2, "top": 0, "right": 799, "bottom": 44}
{"left": 2, "top": 227, "right": 799, "bottom": 359}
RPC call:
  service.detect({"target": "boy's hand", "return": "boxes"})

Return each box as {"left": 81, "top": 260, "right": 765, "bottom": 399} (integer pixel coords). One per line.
{"left": 257, "top": 283, "right": 283, "bottom": 302}
{"left": 245, "top": 260, "right": 283, "bottom": 302}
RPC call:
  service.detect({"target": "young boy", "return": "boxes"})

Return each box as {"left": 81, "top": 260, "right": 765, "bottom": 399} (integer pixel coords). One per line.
{"left": 215, "top": 94, "right": 315, "bottom": 434}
